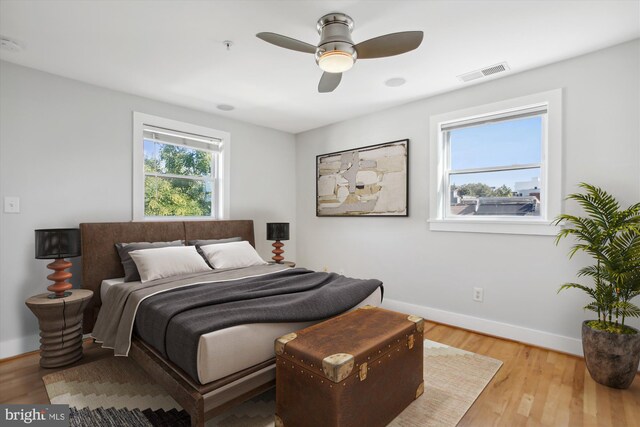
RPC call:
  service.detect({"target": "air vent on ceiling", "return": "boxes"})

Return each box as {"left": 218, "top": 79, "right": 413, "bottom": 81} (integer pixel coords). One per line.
{"left": 458, "top": 62, "right": 510, "bottom": 83}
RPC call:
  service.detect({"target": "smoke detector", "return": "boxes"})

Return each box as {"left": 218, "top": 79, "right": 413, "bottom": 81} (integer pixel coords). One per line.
{"left": 385, "top": 77, "right": 407, "bottom": 87}
{"left": 0, "top": 36, "right": 23, "bottom": 52}
{"left": 458, "top": 62, "right": 510, "bottom": 82}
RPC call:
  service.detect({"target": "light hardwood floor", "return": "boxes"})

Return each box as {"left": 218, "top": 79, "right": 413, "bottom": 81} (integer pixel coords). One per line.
{"left": 1, "top": 322, "right": 638, "bottom": 426}
{"left": 0, "top": 340, "right": 111, "bottom": 406}
{"left": 423, "top": 322, "right": 640, "bottom": 427}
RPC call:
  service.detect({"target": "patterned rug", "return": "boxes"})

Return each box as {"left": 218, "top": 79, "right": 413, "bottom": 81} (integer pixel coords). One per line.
{"left": 43, "top": 340, "right": 502, "bottom": 426}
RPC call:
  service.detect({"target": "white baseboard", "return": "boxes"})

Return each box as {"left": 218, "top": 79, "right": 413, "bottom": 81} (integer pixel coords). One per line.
{"left": 382, "top": 298, "right": 584, "bottom": 357}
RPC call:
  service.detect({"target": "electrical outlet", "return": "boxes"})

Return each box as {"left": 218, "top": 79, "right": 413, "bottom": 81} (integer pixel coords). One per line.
{"left": 473, "top": 287, "right": 484, "bottom": 302}
{"left": 322, "top": 266, "right": 329, "bottom": 272}
{"left": 4, "top": 196, "right": 20, "bottom": 213}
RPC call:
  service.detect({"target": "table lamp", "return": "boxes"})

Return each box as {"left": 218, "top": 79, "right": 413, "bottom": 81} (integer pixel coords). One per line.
{"left": 35, "top": 228, "right": 81, "bottom": 298}
{"left": 266, "top": 222, "right": 289, "bottom": 263}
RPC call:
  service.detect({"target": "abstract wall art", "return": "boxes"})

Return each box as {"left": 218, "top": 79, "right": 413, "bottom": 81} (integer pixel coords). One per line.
{"left": 316, "top": 139, "right": 408, "bottom": 216}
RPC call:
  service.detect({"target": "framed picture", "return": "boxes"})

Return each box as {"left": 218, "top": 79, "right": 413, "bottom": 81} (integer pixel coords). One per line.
{"left": 316, "top": 139, "right": 408, "bottom": 217}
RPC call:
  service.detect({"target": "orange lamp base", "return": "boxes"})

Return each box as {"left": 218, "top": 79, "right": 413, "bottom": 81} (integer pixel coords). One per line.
{"left": 272, "top": 240, "right": 285, "bottom": 263}
{"left": 46, "top": 258, "right": 73, "bottom": 298}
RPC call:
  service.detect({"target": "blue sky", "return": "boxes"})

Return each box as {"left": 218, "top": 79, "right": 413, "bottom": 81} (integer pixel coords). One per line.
{"left": 449, "top": 116, "right": 542, "bottom": 190}
{"left": 144, "top": 139, "right": 164, "bottom": 162}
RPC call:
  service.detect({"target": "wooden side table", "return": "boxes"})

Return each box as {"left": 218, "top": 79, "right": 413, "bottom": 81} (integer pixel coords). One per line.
{"left": 25, "top": 289, "right": 93, "bottom": 368}
{"left": 272, "top": 261, "right": 296, "bottom": 268}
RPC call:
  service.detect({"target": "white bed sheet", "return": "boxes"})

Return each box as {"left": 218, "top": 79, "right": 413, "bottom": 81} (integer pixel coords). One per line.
{"left": 100, "top": 277, "right": 127, "bottom": 301}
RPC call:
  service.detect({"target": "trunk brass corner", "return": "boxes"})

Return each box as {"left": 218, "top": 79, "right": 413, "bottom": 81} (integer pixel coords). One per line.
{"left": 416, "top": 382, "right": 425, "bottom": 399}
{"left": 407, "top": 314, "right": 424, "bottom": 333}
{"left": 322, "top": 353, "right": 355, "bottom": 383}
{"left": 275, "top": 414, "right": 284, "bottom": 427}
{"left": 360, "top": 304, "right": 375, "bottom": 310}
{"left": 359, "top": 362, "right": 368, "bottom": 381}
{"left": 275, "top": 333, "right": 297, "bottom": 355}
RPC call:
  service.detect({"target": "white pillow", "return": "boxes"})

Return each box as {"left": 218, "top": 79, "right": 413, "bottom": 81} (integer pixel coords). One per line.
{"left": 129, "top": 246, "right": 212, "bottom": 282}
{"left": 199, "top": 241, "right": 268, "bottom": 269}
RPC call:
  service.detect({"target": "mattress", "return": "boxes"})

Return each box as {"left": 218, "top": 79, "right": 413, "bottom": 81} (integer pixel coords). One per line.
{"left": 99, "top": 275, "right": 383, "bottom": 385}
{"left": 196, "top": 286, "right": 383, "bottom": 384}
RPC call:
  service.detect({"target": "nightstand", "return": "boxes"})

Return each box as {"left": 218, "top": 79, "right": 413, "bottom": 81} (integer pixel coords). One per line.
{"left": 272, "top": 261, "right": 296, "bottom": 268}
{"left": 25, "top": 289, "right": 93, "bottom": 368}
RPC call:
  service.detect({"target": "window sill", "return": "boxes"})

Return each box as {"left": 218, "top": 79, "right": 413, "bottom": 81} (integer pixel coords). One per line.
{"left": 428, "top": 218, "right": 560, "bottom": 236}
{"left": 136, "top": 216, "right": 220, "bottom": 222}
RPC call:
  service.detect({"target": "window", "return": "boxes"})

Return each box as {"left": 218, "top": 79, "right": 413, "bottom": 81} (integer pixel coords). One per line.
{"left": 446, "top": 108, "right": 545, "bottom": 218}
{"left": 133, "top": 113, "right": 230, "bottom": 220}
{"left": 429, "top": 90, "right": 562, "bottom": 235}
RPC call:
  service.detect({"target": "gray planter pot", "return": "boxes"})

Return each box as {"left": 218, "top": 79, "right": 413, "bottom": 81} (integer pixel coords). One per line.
{"left": 582, "top": 321, "right": 640, "bottom": 389}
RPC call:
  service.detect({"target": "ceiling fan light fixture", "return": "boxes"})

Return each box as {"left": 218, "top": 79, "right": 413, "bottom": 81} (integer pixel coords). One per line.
{"left": 318, "top": 50, "right": 354, "bottom": 73}
{"left": 256, "top": 12, "right": 423, "bottom": 92}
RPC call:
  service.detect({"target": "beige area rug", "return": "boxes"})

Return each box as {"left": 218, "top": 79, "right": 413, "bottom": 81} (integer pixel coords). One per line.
{"left": 44, "top": 340, "right": 502, "bottom": 426}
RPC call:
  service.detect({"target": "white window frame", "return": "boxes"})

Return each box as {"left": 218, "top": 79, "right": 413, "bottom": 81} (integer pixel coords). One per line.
{"left": 132, "top": 112, "right": 230, "bottom": 221}
{"left": 428, "top": 89, "right": 562, "bottom": 235}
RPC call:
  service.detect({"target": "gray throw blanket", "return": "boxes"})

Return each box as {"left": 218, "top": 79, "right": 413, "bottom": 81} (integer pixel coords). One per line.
{"left": 93, "top": 264, "right": 293, "bottom": 354}
{"left": 134, "top": 268, "right": 382, "bottom": 382}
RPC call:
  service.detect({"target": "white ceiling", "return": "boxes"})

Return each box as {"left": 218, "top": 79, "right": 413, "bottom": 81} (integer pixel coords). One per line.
{"left": 1, "top": 1, "right": 638, "bottom": 134}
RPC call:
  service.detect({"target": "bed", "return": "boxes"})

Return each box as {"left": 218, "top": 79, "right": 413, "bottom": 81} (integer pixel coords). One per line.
{"left": 80, "top": 220, "right": 383, "bottom": 427}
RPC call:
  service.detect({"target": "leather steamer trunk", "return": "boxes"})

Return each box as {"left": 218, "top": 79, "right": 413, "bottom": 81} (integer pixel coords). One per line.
{"left": 275, "top": 306, "right": 424, "bottom": 427}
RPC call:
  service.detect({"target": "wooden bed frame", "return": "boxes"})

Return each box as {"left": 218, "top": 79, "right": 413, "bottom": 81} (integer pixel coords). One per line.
{"left": 80, "top": 220, "right": 273, "bottom": 426}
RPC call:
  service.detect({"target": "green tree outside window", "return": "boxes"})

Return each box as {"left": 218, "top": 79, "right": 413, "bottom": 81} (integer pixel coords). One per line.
{"left": 144, "top": 143, "right": 213, "bottom": 217}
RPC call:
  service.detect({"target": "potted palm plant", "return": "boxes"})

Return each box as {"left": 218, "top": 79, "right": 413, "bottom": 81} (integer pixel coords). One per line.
{"left": 554, "top": 183, "right": 640, "bottom": 389}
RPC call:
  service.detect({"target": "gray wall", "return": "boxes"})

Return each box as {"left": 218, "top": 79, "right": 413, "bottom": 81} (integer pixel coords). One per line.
{"left": 0, "top": 61, "right": 297, "bottom": 357}
{"left": 295, "top": 40, "right": 640, "bottom": 352}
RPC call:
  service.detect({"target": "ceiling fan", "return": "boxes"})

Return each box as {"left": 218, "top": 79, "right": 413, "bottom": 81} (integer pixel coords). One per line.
{"left": 256, "top": 12, "right": 423, "bottom": 93}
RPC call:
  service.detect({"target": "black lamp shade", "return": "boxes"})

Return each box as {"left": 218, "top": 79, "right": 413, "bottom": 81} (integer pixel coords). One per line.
{"left": 35, "top": 228, "right": 81, "bottom": 259}
{"left": 267, "top": 223, "right": 289, "bottom": 241}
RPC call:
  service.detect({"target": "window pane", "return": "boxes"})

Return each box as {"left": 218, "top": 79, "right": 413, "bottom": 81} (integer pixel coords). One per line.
{"left": 144, "top": 140, "right": 212, "bottom": 177}
{"left": 449, "top": 115, "right": 542, "bottom": 170}
{"left": 449, "top": 168, "right": 541, "bottom": 216}
{"left": 145, "top": 176, "right": 212, "bottom": 217}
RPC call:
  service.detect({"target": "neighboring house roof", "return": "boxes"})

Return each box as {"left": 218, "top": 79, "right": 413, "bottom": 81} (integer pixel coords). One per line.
{"left": 475, "top": 197, "right": 537, "bottom": 215}
{"left": 451, "top": 196, "right": 538, "bottom": 216}
{"left": 450, "top": 205, "right": 476, "bottom": 215}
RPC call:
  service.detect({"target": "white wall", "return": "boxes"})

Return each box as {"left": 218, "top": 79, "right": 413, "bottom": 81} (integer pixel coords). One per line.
{"left": 295, "top": 40, "right": 640, "bottom": 355}
{"left": 0, "top": 61, "right": 297, "bottom": 358}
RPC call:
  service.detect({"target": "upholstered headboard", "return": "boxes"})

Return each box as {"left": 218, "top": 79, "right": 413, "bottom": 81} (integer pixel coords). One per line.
{"left": 80, "top": 220, "right": 255, "bottom": 333}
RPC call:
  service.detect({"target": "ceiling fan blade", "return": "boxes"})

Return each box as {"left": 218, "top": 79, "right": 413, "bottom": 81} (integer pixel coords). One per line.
{"left": 354, "top": 31, "right": 424, "bottom": 59}
{"left": 318, "top": 72, "right": 342, "bottom": 93}
{"left": 256, "top": 32, "right": 316, "bottom": 54}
